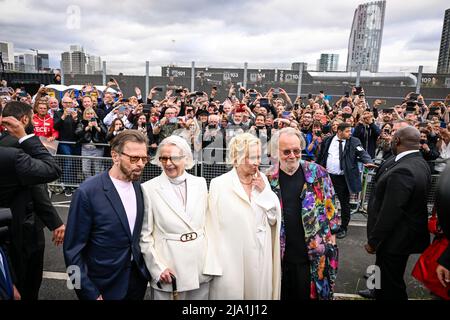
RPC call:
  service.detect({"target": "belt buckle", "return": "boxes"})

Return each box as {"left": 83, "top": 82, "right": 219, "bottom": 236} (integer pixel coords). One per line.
{"left": 180, "top": 232, "right": 198, "bottom": 242}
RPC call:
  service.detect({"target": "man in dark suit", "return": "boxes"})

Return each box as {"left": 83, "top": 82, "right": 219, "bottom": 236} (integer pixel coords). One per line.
{"left": 364, "top": 126, "right": 431, "bottom": 300}
{"left": 1, "top": 208, "right": 14, "bottom": 300}
{"left": 436, "top": 161, "right": 450, "bottom": 290}
{"left": 64, "top": 130, "right": 150, "bottom": 300}
{"left": 0, "top": 102, "right": 65, "bottom": 300}
{"left": 318, "top": 122, "right": 376, "bottom": 238}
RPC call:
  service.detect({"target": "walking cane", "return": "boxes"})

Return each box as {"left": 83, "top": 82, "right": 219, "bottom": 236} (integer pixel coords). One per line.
{"left": 170, "top": 274, "right": 178, "bottom": 300}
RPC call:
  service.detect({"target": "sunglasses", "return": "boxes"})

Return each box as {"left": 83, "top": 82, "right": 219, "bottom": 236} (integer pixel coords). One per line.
{"left": 120, "top": 152, "right": 150, "bottom": 164}
{"left": 281, "top": 149, "right": 302, "bottom": 156}
{"left": 159, "top": 155, "right": 185, "bottom": 164}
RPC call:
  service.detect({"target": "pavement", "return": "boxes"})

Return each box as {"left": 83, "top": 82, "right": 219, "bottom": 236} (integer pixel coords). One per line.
{"left": 37, "top": 193, "right": 434, "bottom": 300}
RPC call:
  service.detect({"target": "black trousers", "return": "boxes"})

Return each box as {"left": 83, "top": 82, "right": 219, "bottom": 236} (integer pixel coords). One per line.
{"left": 124, "top": 261, "right": 148, "bottom": 300}
{"left": 330, "top": 174, "right": 351, "bottom": 231}
{"left": 16, "top": 228, "right": 45, "bottom": 301}
{"left": 281, "top": 261, "right": 311, "bottom": 300}
{"left": 375, "top": 251, "right": 409, "bottom": 300}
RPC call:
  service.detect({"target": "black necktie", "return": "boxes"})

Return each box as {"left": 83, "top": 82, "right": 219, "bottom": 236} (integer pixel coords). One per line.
{"left": 338, "top": 140, "right": 344, "bottom": 171}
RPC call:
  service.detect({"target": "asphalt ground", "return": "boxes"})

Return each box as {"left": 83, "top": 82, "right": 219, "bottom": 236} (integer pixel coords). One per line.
{"left": 37, "top": 193, "right": 434, "bottom": 300}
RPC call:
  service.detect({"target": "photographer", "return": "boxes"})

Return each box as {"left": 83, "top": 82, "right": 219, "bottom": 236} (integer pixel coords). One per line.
{"left": 304, "top": 120, "right": 324, "bottom": 162}
{"left": 375, "top": 123, "right": 394, "bottom": 160}
{"left": 75, "top": 108, "right": 107, "bottom": 178}
{"left": 103, "top": 103, "right": 132, "bottom": 129}
{"left": 353, "top": 110, "right": 381, "bottom": 159}
{"left": 131, "top": 113, "right": 156, "bottom": 150}
{"left": 153, "top": 106, "right": 185, "bottom": 143}
{"left": 53, "top": 95, "right": 81, "bottom": 196}
{"left": 418, "top": 129, "right": 440, "bottom": 173}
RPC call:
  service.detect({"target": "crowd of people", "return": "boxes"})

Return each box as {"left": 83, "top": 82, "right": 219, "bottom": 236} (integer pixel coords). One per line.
{"left": 1, "top": 77, "right": 450, "bottom": 301}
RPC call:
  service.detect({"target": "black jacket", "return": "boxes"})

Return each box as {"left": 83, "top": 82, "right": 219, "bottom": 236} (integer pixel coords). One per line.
{"left": 353, "top": 123, "right": 381, "bottom": 159}
{"left": 436, "top": 162, "right": 450, "bottom": 269}
{"left": 317, "top": 135, "right": 373, "bottom": 193}
{"left": 0, "top": 135, "right": 62, "bottom": 287}
{"left": 53, "top": 110, "right": 80, "bottom": 142}
{"left": 367, "top": 152, "right": 431, "bottom": 255}
{"left": 75, "top": 120, "right": 107, "bottom": 144}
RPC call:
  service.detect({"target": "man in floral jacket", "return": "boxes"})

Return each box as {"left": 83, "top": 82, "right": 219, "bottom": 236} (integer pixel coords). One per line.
{"left": 266, "top": 127, "right": 340, "bottom": 300}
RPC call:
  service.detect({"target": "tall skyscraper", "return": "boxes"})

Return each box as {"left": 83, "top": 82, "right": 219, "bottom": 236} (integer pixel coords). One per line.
{"left": 346, "top": 1, "right": 386, "bottom": 73}
{"left": 61, "top": 45, "right": 100, "bottom": 74}
{"left": 14, "top": 53, "right": 36, "bottom": 73}
{"left": 437, "top": 8, "right": 450, "bottom": 74}
{"left": 37, "top": 53, "right": 50, "bottom": 70}
{"left": 318, "top": 53, "right": 339, "bottom": 72}
{"left": 0, "top": 41, "right": 15, "bottom": 71}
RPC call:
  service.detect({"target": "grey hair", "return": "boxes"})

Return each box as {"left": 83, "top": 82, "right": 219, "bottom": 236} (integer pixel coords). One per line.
{"left": 151, "top": 135, "right": 195, "bottom": 169}
{"left": 270, "top": 127, "right": 306, "bottom": 160}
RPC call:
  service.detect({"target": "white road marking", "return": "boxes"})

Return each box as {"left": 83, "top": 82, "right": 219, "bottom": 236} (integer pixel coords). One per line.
{"left": 348, "top": 221, "right": 367, "bottom": 227}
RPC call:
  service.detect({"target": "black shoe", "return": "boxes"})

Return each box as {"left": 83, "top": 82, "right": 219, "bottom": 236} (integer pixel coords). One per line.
{"left": 336, "top": 229, "right": 347, "bottom": 239}
{"left": 358, "top": 288, "right": 376, "bottom": 299}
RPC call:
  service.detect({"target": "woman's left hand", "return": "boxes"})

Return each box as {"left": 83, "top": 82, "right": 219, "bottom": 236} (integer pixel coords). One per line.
{"left": 252, "top": 170, "right": 266, "bottom": 193}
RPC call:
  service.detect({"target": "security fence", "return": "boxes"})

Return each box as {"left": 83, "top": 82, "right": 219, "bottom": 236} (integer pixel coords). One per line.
{"left": 48, "top": 151, "right": 443, "bottom": 216}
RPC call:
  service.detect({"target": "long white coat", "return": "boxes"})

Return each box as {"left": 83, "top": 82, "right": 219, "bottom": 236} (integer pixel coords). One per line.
{"left": 140, "top": 172, "right": 222, "bottom": 293}
{"left": 208, "top": 168, "right": 282, "bottom": 300}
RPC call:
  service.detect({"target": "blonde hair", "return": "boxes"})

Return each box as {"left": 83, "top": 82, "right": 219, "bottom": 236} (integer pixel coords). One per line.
{"left": 82, "top": 107, "right": 98, "bottom": 120}
{"left": 227, "top": 133, "right": 261, "bottom": 166}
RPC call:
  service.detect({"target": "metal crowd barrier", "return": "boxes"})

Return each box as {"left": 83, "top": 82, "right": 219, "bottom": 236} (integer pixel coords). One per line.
{"left": 49, "top": 146, "right": 443, "bottom": 216}
{"left": 350, "top": 170, "right": 441, "bottom": 217}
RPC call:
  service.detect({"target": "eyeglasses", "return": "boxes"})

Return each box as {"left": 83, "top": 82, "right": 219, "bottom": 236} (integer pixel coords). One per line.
{"left": 159, "top": 155, "right": 185, "bottom": 164}
{"left": 281, "top": 149, "right": 302, "bottom": 156}
{"left": 120, "top": 152, "right": 150, "bottom": 164}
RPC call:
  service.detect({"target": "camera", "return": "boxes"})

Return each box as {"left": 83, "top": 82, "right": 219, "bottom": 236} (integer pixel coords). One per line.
{"left": 169, "top": 117, "right": 179, "bottom": 124}
{"left": 154, "top": 87, "right": 163, "bottom": 92}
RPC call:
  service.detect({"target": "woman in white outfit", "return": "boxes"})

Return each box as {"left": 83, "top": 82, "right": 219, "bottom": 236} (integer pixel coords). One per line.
{"left": 208, "top": 133, "right": 282, "bottom": 300}
{"left": 140, "top": 135, "right": 221, "bottom": 300}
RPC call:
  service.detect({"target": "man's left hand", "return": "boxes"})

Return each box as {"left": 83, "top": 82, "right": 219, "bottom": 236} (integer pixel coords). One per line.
{"left": 52, "top": 224, "right": 65, "bottom": 246}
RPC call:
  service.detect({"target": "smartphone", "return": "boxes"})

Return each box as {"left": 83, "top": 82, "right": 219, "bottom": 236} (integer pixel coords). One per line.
{"left": 196, "top": 91, "right": 204, "bottom": 96}
{"left": 118, "top": 106, "right": 127, "bottom": 112}
{"left": 354, "top": 86, "right": 362, "bottom": 95}
{"left": 121, "top": 98, "right": 129, "bottom": 103}
{"left": 89, "top": 118, "right": 97, "bottom": 122}
{"left": 142, "top": 104, "right": 153, "bottom": 113}
{"left": 169, "top": 117, "right": 179, "bottom": 124}
{"left": 282, "top": 111, "right": 291, "bottom": 119}
{"left": 212, "top": 86, "right": 218, "bottom": 90}
{"left": 344, "top": 92, "right": 350, "bottom": 98}
{"left": 154, "top": 87, "right": 163, "bottom": 92}
{"left": 260, "top": 98, "right": 269, "bottom": 108}
{"left": 273, "top": 88, "right": 280, "bottom": 95}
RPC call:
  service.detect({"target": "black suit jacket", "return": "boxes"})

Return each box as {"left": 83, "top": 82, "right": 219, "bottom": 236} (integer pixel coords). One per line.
{"left": 317, "top": 135, "right": 373, "bottom": 193}
{"left": 436, "top": 162, "right": 450, "bottom": 269}
{"left": 64, "top": 171, "right": 149, "bottom": 300}
{"left": 368, "top": 152, "right": 431, "bottom": 254}
{"left": 0, "top": 135, "right": 62, "bottom": 286}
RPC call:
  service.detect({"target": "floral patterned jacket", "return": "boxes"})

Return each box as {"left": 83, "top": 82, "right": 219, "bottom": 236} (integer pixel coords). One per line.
{"left": 267, "top": 160, "right": 341, "bottom": 300}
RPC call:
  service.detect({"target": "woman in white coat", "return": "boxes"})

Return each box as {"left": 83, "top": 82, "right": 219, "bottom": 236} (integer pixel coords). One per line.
{"left": 209, "top": 133, "right": 282, "bottom": 300}
{"left": 140, "top": 135, "right": 221, "bottom": 300}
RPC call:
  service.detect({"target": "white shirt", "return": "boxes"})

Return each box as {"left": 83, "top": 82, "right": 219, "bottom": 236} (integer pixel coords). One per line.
{"left": 167, "top": 172, "right": 189, "bottom": 219}
{"left": 110, "top": 176, "right": 137, "bottom": 235}
{"left": 395, "top": 150, "right": 420, "bottom": 162}
{"left": 326, "top": 135, "right": 346, "bottom": 175}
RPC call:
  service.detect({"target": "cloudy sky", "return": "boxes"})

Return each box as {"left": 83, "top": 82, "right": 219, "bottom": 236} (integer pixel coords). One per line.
{"left": 0, "top": 0, "right": 448, "bottom": 74}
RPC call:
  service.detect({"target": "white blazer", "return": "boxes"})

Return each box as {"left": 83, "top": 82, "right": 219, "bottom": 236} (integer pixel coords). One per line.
{"left": 208, "top": 168, "right": 281, "bottom": 300}
{"left": 140, "top": 172, "right": 222, "bottom": 293}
